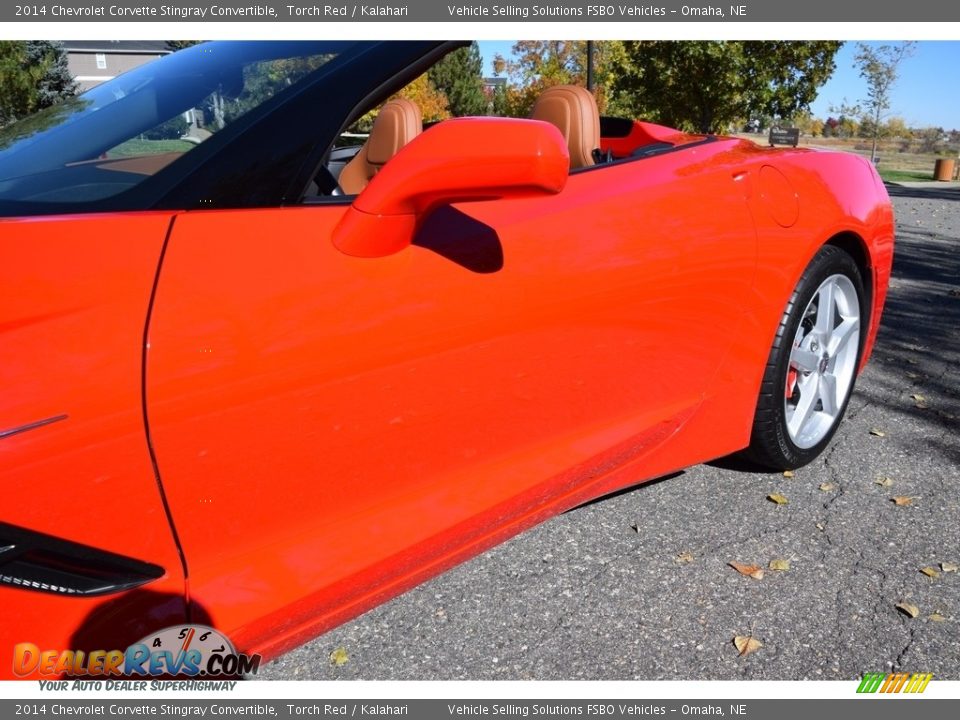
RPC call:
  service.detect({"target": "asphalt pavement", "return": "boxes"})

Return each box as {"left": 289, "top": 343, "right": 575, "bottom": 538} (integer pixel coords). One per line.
{"left": 261, "top": 185, "right": 960, "bottom": 680}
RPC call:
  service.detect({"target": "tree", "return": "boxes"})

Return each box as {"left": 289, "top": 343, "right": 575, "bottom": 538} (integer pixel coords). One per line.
{"left": 166, "top": 41, "right": 201, "bottom": 52}
{"left": 610, "top": 41, "right": 842, "bottom": 133}
{"left": 428, "top": 42, "right": 487, "bottom": 117}
{"left": 0, "top": 41, "right": 77, "bottom": 126}
{"left": 853, "top": 42, "right": 916, "bottom": 163}
{"left": 25, "top": 42, "right": 76, "bottom": 110}
{"left": 392, "top": 74, "right": 449, "bottom": 122}
{"left": 492, "top": 41, "right": 625, "bottom": 117}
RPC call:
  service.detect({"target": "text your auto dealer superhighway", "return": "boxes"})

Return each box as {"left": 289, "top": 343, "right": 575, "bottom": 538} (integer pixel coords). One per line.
{"left": 47, "top": 4, "right": 277, "bottom": 17}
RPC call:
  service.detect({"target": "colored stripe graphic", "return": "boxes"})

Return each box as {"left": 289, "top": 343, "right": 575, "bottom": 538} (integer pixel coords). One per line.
{"left": 857, "top": 672, "right": 932, "bottom": 694}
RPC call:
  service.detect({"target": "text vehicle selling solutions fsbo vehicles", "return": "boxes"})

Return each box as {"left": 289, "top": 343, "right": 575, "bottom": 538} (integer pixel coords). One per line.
{"left": 0, "top": 41, "right": 894, "bottom": 676}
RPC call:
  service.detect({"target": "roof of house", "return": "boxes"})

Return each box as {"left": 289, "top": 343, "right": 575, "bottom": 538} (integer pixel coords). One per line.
{"left": 62, "top": 41, "right": 172, "bottom": 54}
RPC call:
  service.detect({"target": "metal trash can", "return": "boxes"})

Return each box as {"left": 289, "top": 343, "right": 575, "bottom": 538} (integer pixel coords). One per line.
{"left": 934, "top": 158, "right": 956, "bottom": 181}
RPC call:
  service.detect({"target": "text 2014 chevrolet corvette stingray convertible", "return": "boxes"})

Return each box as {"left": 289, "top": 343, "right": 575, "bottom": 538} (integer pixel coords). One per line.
{"left": 0, "top": 41, "right": 893, "bottom": 677}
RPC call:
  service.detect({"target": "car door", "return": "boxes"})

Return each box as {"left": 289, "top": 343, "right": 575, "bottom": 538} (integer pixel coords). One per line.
{"left": 0, "top": 213, "right": 188, "bottom": 678}
{"left": 145, "top": 137, "right": 756, "bottom": 656}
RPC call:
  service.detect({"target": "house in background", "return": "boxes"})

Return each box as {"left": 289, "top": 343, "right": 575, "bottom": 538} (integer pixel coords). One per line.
{"left": 63, "top": 41, "right": 170, "bottom": 91}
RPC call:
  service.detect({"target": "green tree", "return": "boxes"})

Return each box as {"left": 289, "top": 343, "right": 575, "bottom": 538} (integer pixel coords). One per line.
{"left": 428, "top": 42, "right": 487, "bottom": 117}
{"left": 25, "top": 41, "right": 77, "bottom": 110}
{"left": 610, "top": 41, "right": 843, "bottom": 133}
{"left": 166, "top": 41, "right": 201, "bottom": 52}
{"left": 0, "top": 41, "right": 77, "bottom": 126}
{"left": 853, "top": 42, "right": 916, "bottom": 163}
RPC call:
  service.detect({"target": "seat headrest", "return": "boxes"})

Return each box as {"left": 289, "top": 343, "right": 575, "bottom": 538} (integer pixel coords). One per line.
{"left": 366, "top": 98, "right": 423, "bottom": 167}
{"left": 531, "top": 85, "right": 601, "bottom": 170}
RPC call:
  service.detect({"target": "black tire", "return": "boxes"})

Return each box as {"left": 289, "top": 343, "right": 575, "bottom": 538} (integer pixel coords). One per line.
{"left": 745, "top": 245, "right": 867, "bottom": 469}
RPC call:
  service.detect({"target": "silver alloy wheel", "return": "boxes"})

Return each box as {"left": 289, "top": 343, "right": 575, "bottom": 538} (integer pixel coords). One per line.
{"left": 785, "top": 273, "right": 861, "bottom": 449}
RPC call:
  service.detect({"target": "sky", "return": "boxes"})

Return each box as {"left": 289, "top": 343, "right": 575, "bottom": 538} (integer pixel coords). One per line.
{"left": 477, "top": 40, "right": 960, "bottom": 130}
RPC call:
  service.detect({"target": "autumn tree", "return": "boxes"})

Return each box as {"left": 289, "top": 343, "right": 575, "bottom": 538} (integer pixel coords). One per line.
{"left": 610, "top": 41, "right": 843, "bottom": 133}
{"left": 428, "top": 42, "right": 487, "bottom": 117}
{"left": 853, "top": 42, "right": 916, "bottom": 163}
{"left": 492, "top": 41, "right": 625, "bottom": 117}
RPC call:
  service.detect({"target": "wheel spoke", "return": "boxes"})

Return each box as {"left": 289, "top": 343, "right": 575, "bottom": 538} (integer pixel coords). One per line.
{"left": 820, "top": 372, "right": 839, "bottom": 417}
{"left": 790, "top": 348, "right": 820, "bottom": 374}
{"left": 788, "top": 374, "right": 819, "bottom": 437}
{"left": 828, "top": 317, "right": 859, "bottom": 357}
{"left": 814, "top": 281, "right": 836, "bottom": 335}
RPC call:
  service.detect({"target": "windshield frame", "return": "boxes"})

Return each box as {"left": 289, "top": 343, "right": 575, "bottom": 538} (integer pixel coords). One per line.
{"left": 0, "top": 41, "right": 454, "bottom": 218}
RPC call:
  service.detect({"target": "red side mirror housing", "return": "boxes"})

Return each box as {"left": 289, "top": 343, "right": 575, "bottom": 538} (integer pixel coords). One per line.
{"left": 332, "top": 117, "right": 570, "bottom": 258}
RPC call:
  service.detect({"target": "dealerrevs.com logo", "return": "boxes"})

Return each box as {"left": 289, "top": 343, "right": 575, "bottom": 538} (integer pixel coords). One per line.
{"left": 13, "top": 625, "right": 261, "bottom": 678}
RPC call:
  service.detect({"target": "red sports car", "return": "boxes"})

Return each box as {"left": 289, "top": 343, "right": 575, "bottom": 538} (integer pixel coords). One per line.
{"left": 0, "top": 41, "right": 894, "bottom": 679}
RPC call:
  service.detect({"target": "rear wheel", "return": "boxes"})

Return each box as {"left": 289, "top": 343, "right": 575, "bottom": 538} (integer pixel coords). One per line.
{"left": 746, "top": 245, "right": 866, "bottom": 469}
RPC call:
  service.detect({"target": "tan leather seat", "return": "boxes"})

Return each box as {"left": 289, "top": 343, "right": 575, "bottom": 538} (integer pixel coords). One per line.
{"left": 339, "top": 98, "right": 423, "bottom": 194}
{"left": 530, "top": 85, "right": 601, "bottom": 170}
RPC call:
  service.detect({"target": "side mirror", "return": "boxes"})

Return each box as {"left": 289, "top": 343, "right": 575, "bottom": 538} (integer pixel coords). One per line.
{"left": 332, "top": 117, "right": 569, "bottom": 258}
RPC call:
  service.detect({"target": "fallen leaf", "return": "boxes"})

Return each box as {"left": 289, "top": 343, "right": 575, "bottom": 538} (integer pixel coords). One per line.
{"left": 329, "top": 647, "right": 350, "bottom": 667}
{"left": 911, "top": 393, "right": 930, "bottom": 409}
{"left": 906, "top": 371, "right": 921, "bottom": 380}
{"left": 920, "top": 567, "right": 941, "bottom": 579}
{"left": 869, "top": 429, "right": 886, "bottom": 437}
{"left": 928, "top": 613, "right": 946, "bottom": 622}
{"left": 896, "top": 602, "right": 920, "bottom": 618}
{"left": 733, "top": 635, "right": 763, "bottom": 657}
{"left": 891, "top": 496, "right": 916, "bottom": 506}
{"left": 676, "top": 551, "right": 694, "bottom": 564}
{"left": 729, "top": 561, "right": 765, "bottom": 580}
{"left": 907, "top": 358, "right": 919, "bottom": 365}
{"left": 819, "top": 482, "right": 836, "bottom": 492}
{"left": 783, "top": 470, "right": 795, "bottom": 478}
{"left": 769, "top": 558, "right": 791, "bottom": 572}
{"left": 630, "top": 523, "right": 639, "bottom": 533}
{"left": 949, "top": 289, "right": 960, "bottom": 297}
{"left": 942, "top": 562, "right": 959, "bottom": 573}
{"left": 816, "top": 522, "right": 825, "bottom": 531}
{"left": 768, "top": 493, "right": 789, "bottom": 505}
{"left": 875, "top": 477, "right": 894, "bottom": 487}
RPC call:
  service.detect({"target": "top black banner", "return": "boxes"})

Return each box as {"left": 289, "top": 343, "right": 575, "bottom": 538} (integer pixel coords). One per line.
{"left": 6, "top": 0, "right": 960, "bottom": 22}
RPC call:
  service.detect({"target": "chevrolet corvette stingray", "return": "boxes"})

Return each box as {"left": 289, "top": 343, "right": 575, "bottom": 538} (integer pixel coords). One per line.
{"left": 0, "top": 40, "right": 894, "bottom": 678}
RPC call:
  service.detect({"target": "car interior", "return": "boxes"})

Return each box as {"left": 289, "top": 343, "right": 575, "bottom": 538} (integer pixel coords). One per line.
{"left": 312, "top": 81, "right": 690, "bottom": 201}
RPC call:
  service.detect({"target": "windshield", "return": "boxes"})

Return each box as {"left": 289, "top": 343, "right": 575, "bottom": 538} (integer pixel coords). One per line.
{"left": 0, "top": 41, "right": 355, "bottom": 207}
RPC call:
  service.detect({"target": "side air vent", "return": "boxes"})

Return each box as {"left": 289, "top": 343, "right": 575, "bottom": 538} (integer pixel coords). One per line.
{"left": 0, "top": 523, "right": 164, "bottom": 597}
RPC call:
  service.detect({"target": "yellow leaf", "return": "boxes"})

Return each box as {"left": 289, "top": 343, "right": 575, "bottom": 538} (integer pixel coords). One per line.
{"left": 910, "top": 393, "right": 926, "bottom": 402}
{"left": 768, "top": 493, "right": 788, "bottom": 505}
{"left": 920, "top": 567, "right": 941, "bottom": 579}
{"left": 783, "top": 470, "right": 795, "bottom": 478}
{"left": 869, "top": 428, "right": 886, "bottom": 437}
{"left": 928, "top": 613, "right": 946, "bottom": 622}
{"left": 896, "top": 602, "right": 920, "bottom": 618}
{"left": 891, "top": 496, "right": 915, "bottom": 506}
{"left": 875, "top": 477, "right": 894, "bottom": 487}
{"left": 769, "top": 558, "right": 791, "bottom": 571}
{"left": 819, "top": 482, "right": 836, "bottom": 492}
{"left": 329, "top": 647, "right": 350, "bottom": 667}
{"left": 676, "top": 551, "right": 694, "bottom": 564}
{"left": 729, "top": 561, "right": 764, "bottom": 580}
{"left": 733, "top": 635, "right": 763, "bottom": 657}
{"left": 942, "top": 562, "right": 959, "bottom": 573}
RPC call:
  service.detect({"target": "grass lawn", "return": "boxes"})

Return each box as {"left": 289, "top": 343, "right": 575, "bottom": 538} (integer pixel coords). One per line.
{"left": 877, "top": 168, "right": 934, "bottom": 183}
{"left": 108, "top": 139, "right": 195, "bottom": 157}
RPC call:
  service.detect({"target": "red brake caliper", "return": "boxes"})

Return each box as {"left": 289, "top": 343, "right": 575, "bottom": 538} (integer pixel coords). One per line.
{"left": 786, "top": 367, "right": 798, "bottom": 399}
